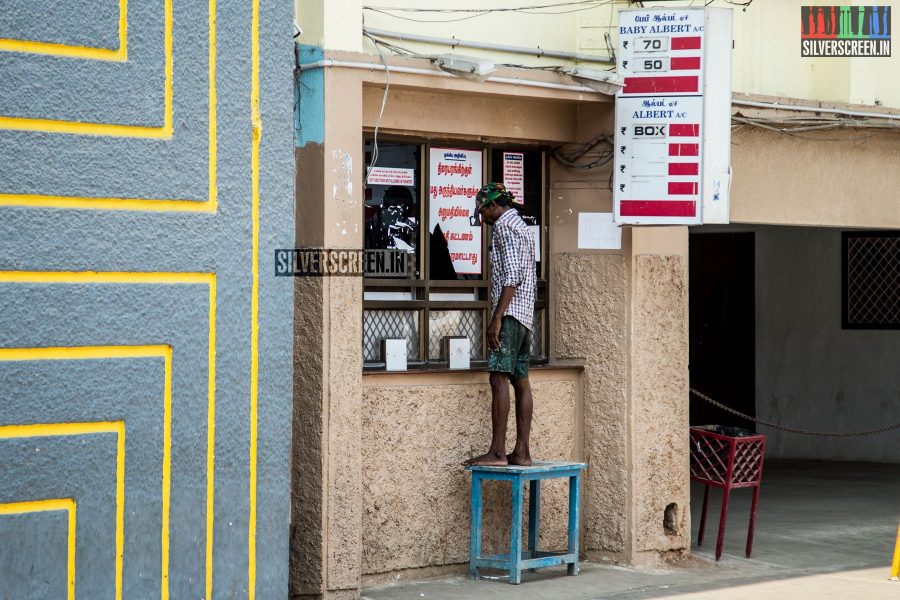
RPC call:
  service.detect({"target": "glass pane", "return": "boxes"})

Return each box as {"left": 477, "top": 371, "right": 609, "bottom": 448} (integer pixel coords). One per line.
{"left": 428, "top": 147, "right": 483, "bottom": 280}
{"left": 428, "top": 310, "right": 485, "bottom": 361}
{"left": 363, "top": 310, "right": 420, "bottom": 363}
{"left": 364, "top": 142, "right": 421, "bottom": 278}
{"left": 491, "top": 149, "right": 543, "bottom": 278}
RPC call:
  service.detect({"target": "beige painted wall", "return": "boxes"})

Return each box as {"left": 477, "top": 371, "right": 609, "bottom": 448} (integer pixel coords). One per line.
{"left": 293, "top": 55, "right": 693, "bottom": 595}
{"left": 730, "top": 125, "right": 900, "bottom": 229}
{"left": 319, "top": 0, "right": 900, "bottom": 108}
{"left": 360, "top": 368, "right": 582, "bottom": 580}
{"left": 291, "top": 64, "right": 365, "bottom": 600}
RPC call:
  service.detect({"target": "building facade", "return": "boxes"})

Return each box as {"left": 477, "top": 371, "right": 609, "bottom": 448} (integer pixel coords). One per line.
{"left": 293, "top": 1, "right": 900, "bottom": 599}
{"left": 0, "top": 1, "right": 296, "bottom": 597}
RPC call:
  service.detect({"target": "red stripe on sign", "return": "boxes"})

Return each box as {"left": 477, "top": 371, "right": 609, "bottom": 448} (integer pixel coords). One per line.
{"left": 669, "top": 163, "right": 699, "bottom": 176}
{"left": 668, "top": 182, "right": 699, "bottom": 195}
{"left": 669, "top": 124, "right": 700, "bottom": 137}
{"left": 623, "top": 76, "right": 699, "bottom": 94}
{"left": 671, "top": 36, "right": 702, "bottom": 50}
{"left": 669, "top": 143, "right": 699, "bottom": 156}
{"left": 671, "top": 56, "right": 701, "bottom": 70}
{"left": 620, "top": 200, "right": 697, "bottom": 217}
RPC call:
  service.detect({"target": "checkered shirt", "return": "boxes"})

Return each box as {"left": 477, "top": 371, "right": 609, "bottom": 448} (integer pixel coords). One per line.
{"left": 489, "top": 208, "right": 536, "bottom": 331}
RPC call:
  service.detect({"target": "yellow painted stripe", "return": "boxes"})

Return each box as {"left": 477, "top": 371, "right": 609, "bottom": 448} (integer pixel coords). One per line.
{"left": 206, "top": 0, "right": 218, "bottom": 215}
{"left": 0, "top": 270, "right": 214, "bottom": 285}
{"left": 0, "top": 346, "right": 166, "bottom": 600}
{"left": 69, "top": 499, "right": 77, "bottom": 600}
{"left": 0, "top": 0, "right": 170, "bottom": 138}
{"left": 204, "top": 0, "right": 219, "bottom": 585}
{"left": 161, "top": 0, "right": 173, "bottom": 138}
{"left": 115, "top": 421, "right": 127, "bottom": 599}
{"left": 160, "top": 348, "right": 173, "bottom": 600}
{"left": 0, "top": 0, "right": 127, "bottom": 62}
{"left": 205, "top": 280, "right": 217, "bottom": 598}
{"left": 119, "top": 0, "right": 128, "bottom": 61}
{"left": 0, "top": 193, "right": 216, "bottom": 212}
{"left": 0, "top": 421, "right": 122, "bottom": 439}
{"left": 0, "top": 345, "right": 168, "bottom": 361}
{"left": 0, "top": 274, "right": 216, "bottom": 599}
{"left": 0, "top": 0, "right": 218, "bottom": 214}
{"left": 0, "top": 498, "right": 77, "bottom": 600}
{"left": 0, "top": 39, "right": 124, "bottom": 61}
{"left": 0, "top": 115, "right": 167, "bottom": 138}
{"left": 0, "top": 498, "right": 77, "bottom": 515}
{"left": 0, "top": 423, "right": 124, "bottom": 597}
{"left": 248, "top": 0, "right": 262, "bottom": 594}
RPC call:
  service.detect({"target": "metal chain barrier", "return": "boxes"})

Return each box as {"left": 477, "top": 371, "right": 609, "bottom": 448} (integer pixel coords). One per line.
{"left": 690, "top": 387, "right": 900, "bottom": 437}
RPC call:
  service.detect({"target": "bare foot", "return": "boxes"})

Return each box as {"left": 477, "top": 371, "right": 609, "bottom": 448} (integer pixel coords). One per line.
{"left": 506, "top": 451, "right": 532, "bottom": 466}
{"left": 463, "top": 451, "right": 508, "bottom": 466}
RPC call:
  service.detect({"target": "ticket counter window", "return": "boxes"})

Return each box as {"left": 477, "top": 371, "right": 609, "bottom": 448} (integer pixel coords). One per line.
{"left": 363, "top": 140, "right": 547, "bottom": 369}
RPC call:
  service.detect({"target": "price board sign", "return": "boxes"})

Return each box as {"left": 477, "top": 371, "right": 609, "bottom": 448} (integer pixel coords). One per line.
{"left": 613, "top": 8, "right": 732, "bottom": 225}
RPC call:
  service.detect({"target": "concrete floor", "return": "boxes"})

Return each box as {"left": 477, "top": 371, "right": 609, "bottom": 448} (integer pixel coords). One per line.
{"left": 363, "top": 460, "right": 900, "bottom": 599}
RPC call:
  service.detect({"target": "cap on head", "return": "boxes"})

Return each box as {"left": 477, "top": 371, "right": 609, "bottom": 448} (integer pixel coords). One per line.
{"left": 476, "top": 182, "right": 515, "bottom": 208}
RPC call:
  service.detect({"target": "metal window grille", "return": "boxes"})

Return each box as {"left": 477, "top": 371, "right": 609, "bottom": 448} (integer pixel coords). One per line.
{"left": 362, "top": 140, "right": 549, "bottom": 368}
{"left": 428, "top": 310, "right": 485, "bottom": 361}
{"left": 843, "top": 232, "right": 900, "bottom": 329}
{"left": 363, "top": 309, "right": 421, "bottom": 362}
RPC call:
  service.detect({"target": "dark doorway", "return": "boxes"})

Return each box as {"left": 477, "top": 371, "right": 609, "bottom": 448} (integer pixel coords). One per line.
{"left": 689, "top": 232, "right": 756, "bottom": 429}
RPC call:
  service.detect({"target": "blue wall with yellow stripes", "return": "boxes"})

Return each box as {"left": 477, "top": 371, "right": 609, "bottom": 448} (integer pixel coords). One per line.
{"left": 0, "top": 1, "right": 295, "bottom": 597}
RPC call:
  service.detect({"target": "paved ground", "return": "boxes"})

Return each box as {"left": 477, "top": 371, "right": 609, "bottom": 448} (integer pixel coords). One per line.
{"left": 363, "top": 460, "right": 900, "bottom": 599}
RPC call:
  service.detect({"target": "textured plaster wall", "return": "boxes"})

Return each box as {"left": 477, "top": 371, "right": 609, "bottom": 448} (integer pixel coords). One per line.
{"left": 730, "top": 126, "right": 900, "bottom": 229}
{"left": 755, "top": 227, "right": 900, "bottom": 463}
{"left": 554, "top": 254, "right": 629, "bottom": 556}
{"left": 359, "top": 371, "right": 581, "bottom": 576}
{"left": 630, "top": 244, "right": 691, "bottom": 556}
{"left": 0, "top": 0, "right": 296, "bottom": 597}
{"left": 548, "top": 102, "right": 638, "bottom": 559}
{"left": 291, "top": 48, "right": 365, "bottom": 599}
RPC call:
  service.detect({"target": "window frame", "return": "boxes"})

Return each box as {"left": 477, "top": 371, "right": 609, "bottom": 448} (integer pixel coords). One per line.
{"left": 841, "top": 230, "right": 900, "bottom": 331}
{"left": 362, "top": 134, "right": 549, "bottom": 370}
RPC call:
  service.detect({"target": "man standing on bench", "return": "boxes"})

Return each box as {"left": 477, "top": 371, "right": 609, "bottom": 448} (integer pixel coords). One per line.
{"left": 465, "top": 182, "right": 537, "bottom": 467}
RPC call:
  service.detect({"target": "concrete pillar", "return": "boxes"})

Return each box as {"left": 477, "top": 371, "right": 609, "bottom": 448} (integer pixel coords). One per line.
{"left": 290, "top": 40, "right": 365, "bottom": 600}
{"left": 627, "top": 226, "right": 691, "bottom": 563}
{"left": 555, "top": 225, "right": 689, "bottom": 565}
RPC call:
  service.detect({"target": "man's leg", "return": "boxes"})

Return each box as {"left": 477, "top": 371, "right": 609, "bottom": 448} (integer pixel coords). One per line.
{"left": 464, "top": 371, "right": 511, "bottom": 465}
{"left": 508, "top": 378, "right": 533, "bottom": 466}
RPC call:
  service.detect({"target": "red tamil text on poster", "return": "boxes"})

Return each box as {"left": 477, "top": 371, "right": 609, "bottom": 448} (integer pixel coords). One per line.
{"left": 502, "top": 152, "right": 525, "bottom": 204}
{"left": 429, "top": 148, "right": 483, "bottom": 276}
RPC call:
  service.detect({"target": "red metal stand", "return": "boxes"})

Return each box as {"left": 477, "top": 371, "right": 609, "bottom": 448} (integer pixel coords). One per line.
{"left": 690, "top": 426, "right": 766, "bottom": 561}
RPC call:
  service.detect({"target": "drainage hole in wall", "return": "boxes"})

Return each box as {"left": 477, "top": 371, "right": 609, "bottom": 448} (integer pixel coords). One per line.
{"left": 664, "top": 503, "right": 679, "bottom": 535}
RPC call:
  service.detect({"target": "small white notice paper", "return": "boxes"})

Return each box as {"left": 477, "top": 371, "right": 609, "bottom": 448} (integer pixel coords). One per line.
{"left": 578, "top": 212, "right": 621, "bottom": 250}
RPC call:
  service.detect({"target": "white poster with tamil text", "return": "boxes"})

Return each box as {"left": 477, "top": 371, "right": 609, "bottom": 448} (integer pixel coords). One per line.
{"left": 429, "top": 148, "right": 483, "bottom": 276}
{"left": 502, "top": 152, "right": 524, "bottom": 204}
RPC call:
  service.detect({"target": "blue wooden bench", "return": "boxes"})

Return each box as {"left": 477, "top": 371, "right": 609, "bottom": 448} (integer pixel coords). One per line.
{"left": 465, "top": 461, "right": 586, "bottom": 584}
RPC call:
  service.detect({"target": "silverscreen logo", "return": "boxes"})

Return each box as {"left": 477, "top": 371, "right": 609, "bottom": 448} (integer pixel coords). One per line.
{"left": 801, "top": 6, "right": 891, "bottom": 57}
{"left": 274, "top": 248, "right": 412, "bottom": 277}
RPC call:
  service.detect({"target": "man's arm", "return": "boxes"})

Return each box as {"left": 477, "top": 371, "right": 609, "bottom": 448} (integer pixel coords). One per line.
{"left": 488, "top": 223, "right": 526, "bottom": 350}
{"left": 489, "top": 285, "right": 516, "bottom": 350}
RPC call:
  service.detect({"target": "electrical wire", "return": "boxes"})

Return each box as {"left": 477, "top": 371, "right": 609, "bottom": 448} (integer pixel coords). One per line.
{"left": 363, "top": 8, "right": 493, "bottom": 23}
{"left": 363, "top": 0, "right": 617, "bottom": 22}
{"left": 731, "top": 112, "right": 900, "bottom": 142}
{"left": 365, "top": 0, "right": 613, "bottom": 13}
{"left": 551, "top": 134, "right": 615, "bottom": 171}
{"left": 364, "top": 32, "right": 392, "bottom": 180}
{"left": 364, "top": 33, "right": 588, "bottom": 72}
